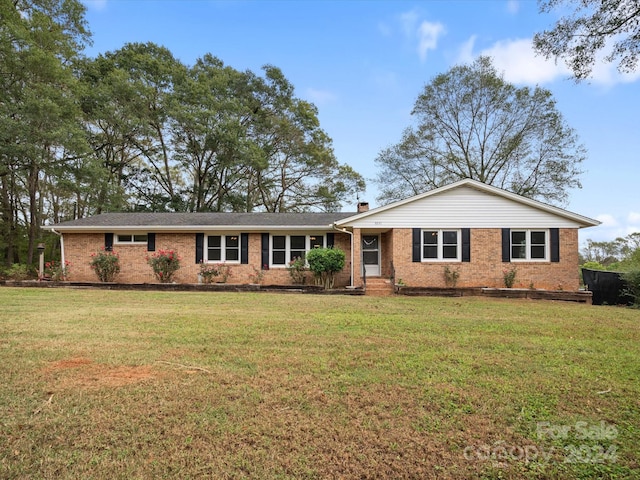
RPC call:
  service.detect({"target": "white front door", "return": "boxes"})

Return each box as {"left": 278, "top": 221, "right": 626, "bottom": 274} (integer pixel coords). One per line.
{"left": 362, "top": 235, "right": 380, "bottom": 277}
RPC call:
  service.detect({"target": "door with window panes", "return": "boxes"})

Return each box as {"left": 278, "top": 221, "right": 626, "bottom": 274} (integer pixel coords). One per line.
{"left": 362, "top": 235, "right": 380, "bottom": 276}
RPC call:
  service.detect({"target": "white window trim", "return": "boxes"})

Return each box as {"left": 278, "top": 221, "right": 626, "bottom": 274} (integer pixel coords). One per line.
{"left": 270, "top": 234, "right": 325, "bottom": 268}
{"left": 205, "top": 233, "right": 241, "bottom": 264}
{"left": 115, "top": 233, "right": 148, "bottom": 245}
{"left": 510, "top": 229, "right": 549, "bottom": 262}
{"left": 421, "top": 229, "right": 461, "bottom": 262}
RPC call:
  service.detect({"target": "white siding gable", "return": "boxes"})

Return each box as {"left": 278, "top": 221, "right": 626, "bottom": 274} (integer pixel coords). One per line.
{"left": 343, "top": 185, "right": 586, "bottom": 229}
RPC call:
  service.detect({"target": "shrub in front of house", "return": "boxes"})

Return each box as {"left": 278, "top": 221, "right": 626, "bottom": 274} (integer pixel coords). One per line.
{"left": 443, "top": 266, "right": 460, "bottom": 287}
{"left": 0, "top": 264, "right": 34, "bottom": 281}
{"left": 147, "top": 250, "right": 181, "bottom": 283}
{"left": 287, "top": 256, "right": 307, "bottom": 284}
{"left": 90, "top": 249, "right": 121, "bottom": 282}
{"left": 248, "top": 265, "right": 266, "bottom": 285}
{"left": 199, "top": 262, "right": 231, "bottom": 283}
{"left": 306, "top": 247, "right": 345, "bottom": 290}
{"left": 44, "top": 260, "right": 70, "bottom": 281}
{"left": 502, "top": 266, "right": 517, "bottom": 288}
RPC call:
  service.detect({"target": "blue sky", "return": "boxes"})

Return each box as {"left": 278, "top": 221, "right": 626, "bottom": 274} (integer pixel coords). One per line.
{"left": 81, "top": 0, "right": 639, "bottom": 244}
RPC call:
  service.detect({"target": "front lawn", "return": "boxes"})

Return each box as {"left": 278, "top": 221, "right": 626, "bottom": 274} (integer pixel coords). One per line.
{"left": 1, "top": 288, "right": 638, "bottom": 479}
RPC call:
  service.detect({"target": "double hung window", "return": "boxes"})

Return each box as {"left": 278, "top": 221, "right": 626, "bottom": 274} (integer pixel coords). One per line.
{"left": 511, "top": 230, "right": 548, "bottom": 261}
{"left": 206, "top": 235, "right": 240, "bottom": 262}
{"left": 421, "top": 230, "right": 460, "bottom": 261}
{"left": 271, "top": 234, "right": 325, "bottom": 266}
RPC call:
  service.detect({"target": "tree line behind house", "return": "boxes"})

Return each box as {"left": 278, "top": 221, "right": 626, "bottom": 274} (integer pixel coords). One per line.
{"left": 0, "top": 1, "right": 365, "bottom": 267}
{"left": 4, "top": 0, "right": 640, "bottom": 273}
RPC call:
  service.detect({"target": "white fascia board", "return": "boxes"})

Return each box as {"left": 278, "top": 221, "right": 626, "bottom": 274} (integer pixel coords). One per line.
{"left": 42, "top": 224, "right": 337, "bottom": 232}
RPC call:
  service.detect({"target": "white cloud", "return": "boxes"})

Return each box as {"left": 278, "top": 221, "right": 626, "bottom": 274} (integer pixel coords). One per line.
{"left": 399, "top": 10, "right": 419, "bottom": 38}
{"left": 506, "top": 1, "right": 520, "bottom": 15}
{"left": 397, "top": 10, "right": 445, "bottom": 62}
{"left": 596, "top": 213, "right": 619, "bottom": 228}
{"left": 586, "top": 41, "right": 640, "bottom": 87}
{"left": 305, "top": 88, "right": 337, "bottom": 106}
{"left": 82, "top": 0, "right": 108, "bottom": 11}
{"left": 457, "top": 35, "right": 477, "bottom": 64}
{"left": 456, "top": 33, "right": 640, "bottom": 87}
{"left": 582, "top": 212, "right": 640, "bottom": 243}
{"left": 417, "top": 21, "right": 445, "bottom": 61}
{"left": 628, "top": 212, "right": 640, "bottom": 224}
{"left": 477, "top": 38, "right": 569, "bottom": 84}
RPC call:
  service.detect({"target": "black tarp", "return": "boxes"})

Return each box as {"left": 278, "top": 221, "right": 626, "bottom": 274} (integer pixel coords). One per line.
{"left": 582, "top": 268, "right": 633, "bottom": 306}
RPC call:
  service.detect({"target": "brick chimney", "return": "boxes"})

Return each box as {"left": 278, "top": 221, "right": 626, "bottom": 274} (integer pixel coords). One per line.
{"left": 357, "top": 201, "right": 369, "bottom": 213}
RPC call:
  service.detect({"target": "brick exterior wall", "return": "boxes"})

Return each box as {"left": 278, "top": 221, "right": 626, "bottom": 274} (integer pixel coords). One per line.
{"left": 63, "top": 232, "right": 353, "bottom": 286}
{"left": 383, "top": 228, "right": 579, "bottom": 291}
{"left": 380, "top": 230, "right": 394, "bottom": 278}
{"left": 63, "top": 228, "right": 579, "bottom": 290}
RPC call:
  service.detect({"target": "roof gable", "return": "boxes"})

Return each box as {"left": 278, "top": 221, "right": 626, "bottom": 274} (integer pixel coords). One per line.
{"left": 336, "top": 179, "right": 599, "bottom": 229}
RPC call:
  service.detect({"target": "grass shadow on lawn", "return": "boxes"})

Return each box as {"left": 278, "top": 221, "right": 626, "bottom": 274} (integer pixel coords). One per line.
{"left": 0, "top": 288, "right": 639, "bottom": 479}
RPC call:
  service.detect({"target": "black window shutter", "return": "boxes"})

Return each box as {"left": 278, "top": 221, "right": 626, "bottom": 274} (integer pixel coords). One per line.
{"left": 501, "top": 228, "right": 511, "bottom": 263}
{"left": 195, "top": 233, "right": 204, "bottom": 264}
{"left": 550, "top": 228, "right": 560, "bottom": 263}
{"left": 326, "top": 233, "right": 334, "bottom": 248}
{"left": 412, "top": 228, "right": 421, "bottom": 262}
{"left": 105, "top": 233, "right": 114, "bottom": 252}
{"left": 462, "top": 228, "right": 471, "bottom": 262}
{"left": 241, "top": 233, "right": 249, "bottom": 264}
{"left": 147, "top": 233, "right": 156, "bottom": 252}
{"left": 261, "top": 233, "right": 269, "bottom": 269}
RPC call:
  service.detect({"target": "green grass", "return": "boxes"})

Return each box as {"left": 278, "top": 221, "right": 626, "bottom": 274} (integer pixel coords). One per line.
{"left": 1, "top": 288, "right": 639, "bottom": 479}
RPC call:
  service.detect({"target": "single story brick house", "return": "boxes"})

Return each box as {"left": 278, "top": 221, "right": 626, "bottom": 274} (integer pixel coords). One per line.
{"left": 43, "top": 179, "right": 599, "bottom": 290}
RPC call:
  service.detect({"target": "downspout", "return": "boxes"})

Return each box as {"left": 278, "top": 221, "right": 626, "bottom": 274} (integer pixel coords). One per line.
{"left": 332, "top": 224, "right": 354, "bottom": 288}
{"left": 51, "top": 228, "right": 65, "bottom": 268}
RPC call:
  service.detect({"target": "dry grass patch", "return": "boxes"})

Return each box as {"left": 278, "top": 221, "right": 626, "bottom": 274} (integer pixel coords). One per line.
{"left": 40, "top": 357, "right": 156, "bottom": 389}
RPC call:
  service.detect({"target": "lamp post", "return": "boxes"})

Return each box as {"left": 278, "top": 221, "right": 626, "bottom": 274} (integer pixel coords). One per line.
{"left": 37, "top": 243, "right": 45, "bottom": 280}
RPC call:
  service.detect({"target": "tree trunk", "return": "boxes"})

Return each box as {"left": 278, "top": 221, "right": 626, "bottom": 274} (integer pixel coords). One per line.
{"left": 26, "top": 155, "right": 41, "bottom": 265}
{"left": 0, "top": 171, "right": 17, "bottom": 266}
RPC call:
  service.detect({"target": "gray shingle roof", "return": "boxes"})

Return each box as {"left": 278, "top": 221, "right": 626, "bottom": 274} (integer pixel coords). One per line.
{"left": 46, "top": 212, "right": 357, "bottom": 231}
